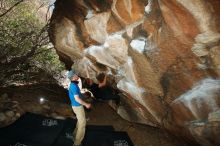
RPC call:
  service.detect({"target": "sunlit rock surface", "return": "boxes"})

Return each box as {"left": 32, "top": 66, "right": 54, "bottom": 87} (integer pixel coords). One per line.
{"left": 49, "top": 0, "right": 220, "bottom": 145}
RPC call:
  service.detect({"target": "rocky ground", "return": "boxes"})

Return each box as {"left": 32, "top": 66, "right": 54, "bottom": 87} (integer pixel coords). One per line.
{"left": 0, "top": 84, "right": 192, "bottom": 146}
{"left": 87, "top": 102, "right": 191, "bottom": 146}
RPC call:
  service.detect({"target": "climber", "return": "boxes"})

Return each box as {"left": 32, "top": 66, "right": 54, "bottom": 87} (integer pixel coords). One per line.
{"left": 68, "top": 70, "right": 91, "bottom": 146}
{"left": 84, "top": 78, "right": 102, "bottom": 101}
{"left": 96, "top": 72, "right": 120, "bottom": 104}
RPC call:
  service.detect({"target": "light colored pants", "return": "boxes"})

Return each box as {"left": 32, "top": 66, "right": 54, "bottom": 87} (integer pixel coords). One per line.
{"left": 72, "top": 106, "right": 86, "bottom": 146}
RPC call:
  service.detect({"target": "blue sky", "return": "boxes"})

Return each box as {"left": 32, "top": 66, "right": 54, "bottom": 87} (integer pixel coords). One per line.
{"left": 49, "top": 0, "right": 56, "bottom": 4}
{"left": 49, "top": 0, "right": 56, "bottom": 11}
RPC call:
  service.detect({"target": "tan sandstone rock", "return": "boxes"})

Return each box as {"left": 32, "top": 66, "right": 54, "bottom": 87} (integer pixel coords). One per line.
{"left": 49, "top": 0, "right": 220, "bottom": 144}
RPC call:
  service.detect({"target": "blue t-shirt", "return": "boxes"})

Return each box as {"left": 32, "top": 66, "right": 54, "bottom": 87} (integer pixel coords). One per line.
{"left": 68, "top": 82, "right": 82, "bottom": 106}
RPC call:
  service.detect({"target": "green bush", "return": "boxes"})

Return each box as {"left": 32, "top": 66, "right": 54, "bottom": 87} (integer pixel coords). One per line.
{"left": 0, "top": 0, "right": 64, "bottom": 86}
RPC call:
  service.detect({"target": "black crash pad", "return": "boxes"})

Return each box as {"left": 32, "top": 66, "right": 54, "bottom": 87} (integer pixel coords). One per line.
{"left": 0, "top": 112, "right": 134, "bottom": 146}
{"left": 82, "top": 130, "right": 134, "bottom": 146}
{"left": 0, "top": 112, "right": 65, "bottom": 146}
{"left": 52, "top": 118, "right": 116, "bottom": 146}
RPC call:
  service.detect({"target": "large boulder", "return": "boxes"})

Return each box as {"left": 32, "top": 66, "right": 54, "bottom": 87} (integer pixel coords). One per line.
{"left": 49, "top": 0, "right": 220, "bottom": 145}
{"left": 0, "top": 94, "right": 24, "bottom": 127}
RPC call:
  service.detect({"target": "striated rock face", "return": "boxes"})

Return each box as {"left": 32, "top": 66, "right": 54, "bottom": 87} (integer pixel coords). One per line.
{"left": 49, "top": 0, "right": 220, "bottom": 145}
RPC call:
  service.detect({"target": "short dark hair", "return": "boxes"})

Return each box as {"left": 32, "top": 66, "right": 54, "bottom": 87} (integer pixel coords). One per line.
{"left": 96, "top": 73, "right": 105, "bottom": 82}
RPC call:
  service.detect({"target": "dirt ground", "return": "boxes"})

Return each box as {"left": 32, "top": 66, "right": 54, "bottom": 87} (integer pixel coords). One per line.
{"left": 87, "top": 102, "right": 190, "bottom": 146}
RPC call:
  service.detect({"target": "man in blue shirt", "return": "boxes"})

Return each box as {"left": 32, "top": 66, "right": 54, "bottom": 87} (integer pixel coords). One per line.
{"left": 68, "top": 70, "right": 91, "bottom": 146}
